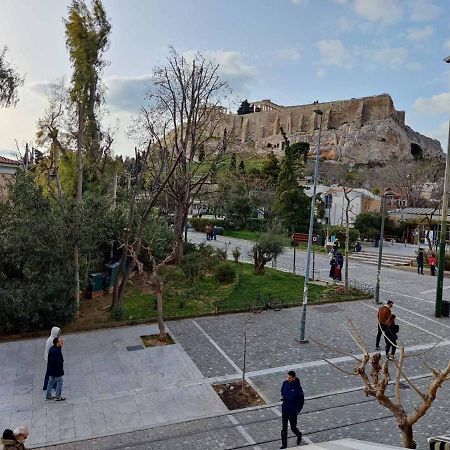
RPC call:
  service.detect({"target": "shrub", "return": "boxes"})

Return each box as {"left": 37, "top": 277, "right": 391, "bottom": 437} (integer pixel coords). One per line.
{"left": 216, "top": 226, "right": 225, "bottom": 235}
{"left": 247, "top": 217, "right": 267, "bottom": 232}
{"left": 180, "top": 253, "right": 203, "bottom": 283}
{"left": 214, "top": 262, "right": 236, "bottom": 284}
{"left": 190, "top": 217, "right": 232, "bottom": 232}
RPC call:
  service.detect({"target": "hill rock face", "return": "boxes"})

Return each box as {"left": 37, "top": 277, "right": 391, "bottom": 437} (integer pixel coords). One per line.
{"left": 221, "top": 94, "right": 443, "bottom": 164}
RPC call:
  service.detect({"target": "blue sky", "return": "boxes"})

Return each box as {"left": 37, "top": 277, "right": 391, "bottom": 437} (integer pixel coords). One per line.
{"left": 1, "top": 0, "right": 449, "bottom": 157}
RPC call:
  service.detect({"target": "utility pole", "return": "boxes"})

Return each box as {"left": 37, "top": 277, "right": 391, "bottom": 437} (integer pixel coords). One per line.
{"left": 299, "top": 110, "right": 323, "bottom": 343}
{"left": 436, "top": 56, "right": 450, "bottom": 316}
{"left": 374, "top": 193, "right": 386, "bottom": 304}
{"left": 436, "top": 120, "right": 450, "bottom": 317}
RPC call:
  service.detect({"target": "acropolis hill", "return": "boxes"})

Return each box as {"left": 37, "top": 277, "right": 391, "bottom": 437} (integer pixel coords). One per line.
{"left": 221, "top": 94, "right": 443, "bottom": 164}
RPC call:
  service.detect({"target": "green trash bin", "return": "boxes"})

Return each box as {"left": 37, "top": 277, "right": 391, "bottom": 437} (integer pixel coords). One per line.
{"left": 87, "top": 272, "right": 105, "bottom": 299}
{"left": 105, "top": 262, "right": 120, "bottom": 293}
{"left": 442, "top": 301, "right": 450, "bottom": 318}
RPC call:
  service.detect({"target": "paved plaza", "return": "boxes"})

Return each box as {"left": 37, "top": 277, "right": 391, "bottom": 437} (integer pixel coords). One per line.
{"left": 1, "top": 232, "right": 450, "bottom": 449}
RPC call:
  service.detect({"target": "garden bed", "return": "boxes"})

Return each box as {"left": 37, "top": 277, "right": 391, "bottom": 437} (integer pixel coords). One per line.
{"left": 213, "top": 381, "right": 265, "bottom": 410}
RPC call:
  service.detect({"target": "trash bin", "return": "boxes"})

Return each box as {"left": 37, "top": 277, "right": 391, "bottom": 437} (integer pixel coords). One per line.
{"left": 442, "top": 301, "right": 450, "bottom": 318}
{"left": 86, "top": 272, "right": 105, "bottom": 299}
{"left": 104, "top": 262, "right": 120, "bottom": 293}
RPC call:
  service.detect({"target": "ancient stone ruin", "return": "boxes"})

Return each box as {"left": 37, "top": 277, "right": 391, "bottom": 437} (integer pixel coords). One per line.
{"left": 220, "top": 94, "right": 443, "bottom": 164}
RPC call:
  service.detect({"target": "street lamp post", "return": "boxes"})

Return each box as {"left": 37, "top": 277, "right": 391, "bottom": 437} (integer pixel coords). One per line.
{"left": 299, "top": 109, "right": 323, "bottom": 343}
{"left": 374, "top": 192, "right": 387, "bottom": 304}
{"left": 436, "top": 57, "right": 450, "bottom": 317}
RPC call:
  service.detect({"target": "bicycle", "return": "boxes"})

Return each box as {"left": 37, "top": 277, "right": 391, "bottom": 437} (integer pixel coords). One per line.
{"left": 250, "top": 292, "right": 283, "bottom": 313}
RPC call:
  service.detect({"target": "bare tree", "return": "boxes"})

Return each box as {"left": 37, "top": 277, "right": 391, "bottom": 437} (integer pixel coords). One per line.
{"left": 311, "top": 320, "right": 450, "bottom": 449}
{"left": 134, "top": 48, "right": 232, "bottom": 265}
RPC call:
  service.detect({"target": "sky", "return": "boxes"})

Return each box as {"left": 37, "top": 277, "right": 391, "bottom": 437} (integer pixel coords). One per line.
{"left": 1, "top": 0, "right": 450, "bottom": 158}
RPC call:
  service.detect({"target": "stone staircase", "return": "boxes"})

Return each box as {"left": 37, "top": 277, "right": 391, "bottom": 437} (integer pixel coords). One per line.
{"left": 348, "top": 251, "right": 414, "bottom": 268}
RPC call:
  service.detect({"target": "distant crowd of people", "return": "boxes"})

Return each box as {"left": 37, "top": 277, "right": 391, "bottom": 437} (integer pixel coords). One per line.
{"left": 205, "top": 224, "right": 218, "bottom": 241}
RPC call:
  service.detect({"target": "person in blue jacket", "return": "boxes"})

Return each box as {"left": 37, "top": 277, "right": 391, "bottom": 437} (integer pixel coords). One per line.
{"left": 280, "top": 370, "right": 304, "bottom": 449}
{"left": 45, "top": 336, "right": 66, "bottom": 401}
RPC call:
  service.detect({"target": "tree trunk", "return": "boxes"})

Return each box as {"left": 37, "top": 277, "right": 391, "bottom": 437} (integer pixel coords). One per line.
{"left": 171, "top": 201, "right": 188, "bottom": 265}
{"left": 74, "top": 103, "right": 84, "bottom": 315}
{"left": 155, "top": 280, "right": 166, "bottom": 340}
{"left": 400, "top": 424, "right": 416, "bottom": 449}
{"left": 344, "top": 199, "right": 350, "bottom": 290}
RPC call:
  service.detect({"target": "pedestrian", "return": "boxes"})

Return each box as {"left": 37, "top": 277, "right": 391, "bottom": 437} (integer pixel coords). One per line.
{"left": 212, "top": 225, "right": 217, "bottom": 241}
{"left": 46, "top": 336, "right": 66, "bottom": 401}
{"left": 355, "top": 241, "right": 362, "bottom": 252}
{"left": 428, "top": 253, "right": 437, "bottom": 276}
{"left": 1, "top": 428, "right": 25, "bottom": 450}
{"left": 385, "top": 314, "right": 399, "bottom": 360}
{"left": 332, "top": 239, "right": 340, "bottom": 255}
{"left": 280, "top": 370, "right": 304, "bottom": 449}
{"left": 43, "top": 327, "right": 61, "bottom": 391}
{"left": 329, "top": 256, "right": 337, "bottom": 280}
{"left": 417, "top": 248, "right": 424, "bottom": 275}
{"left": 205, "top": 224, "right": 211, "bottom": 241}
{"left": 375, "top": 300, "right": 393, "bottom": 350}
{"left": 336, "top": 252, "right": 344, "bottom": 281}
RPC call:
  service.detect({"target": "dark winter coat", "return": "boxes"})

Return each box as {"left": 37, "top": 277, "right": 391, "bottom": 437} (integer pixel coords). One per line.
{"left": 417, "top": 252, "right": 424, "bottom": 265}
{"left": 47, "top": 345, "right": 64, "bottom": 377}
{"left": 281, "top": 378, "right": 304, "bottom": 416}
{"left": 336, "top": 253, "right": 344, "bottom": 268}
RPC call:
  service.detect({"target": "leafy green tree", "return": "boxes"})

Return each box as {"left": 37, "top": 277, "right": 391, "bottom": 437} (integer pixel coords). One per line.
{"left": 275, "top": 130, "right": 310, "bottom": 232}
{"left": 222, "top": 180, "right": 255, "bottom": 229}
{"left": 237, "top": 99, "right": 252, "bottom": 115}
{"left": 261, "top": 151, "right": 280, "bottom": 186}
{"left": 251, "top": 234, "right": 284, "bottom": 274}
{"left": 0, "top": 47, "right": 24, "bottom": 107}
{"left": 0, "top": 172, "right": 75, "bottom": 332}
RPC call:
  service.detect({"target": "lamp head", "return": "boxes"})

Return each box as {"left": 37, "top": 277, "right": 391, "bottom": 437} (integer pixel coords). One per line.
{"left": 444, "top": 55, "right": 450, "bottom": 64}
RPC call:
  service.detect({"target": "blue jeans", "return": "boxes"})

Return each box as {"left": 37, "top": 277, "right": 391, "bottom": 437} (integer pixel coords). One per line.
{"left": 46, "top": 376, "right": 63, "bottom": 398}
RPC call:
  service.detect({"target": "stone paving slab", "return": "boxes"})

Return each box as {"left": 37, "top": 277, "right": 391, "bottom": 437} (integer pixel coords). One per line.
{"left": 0, "top": 324, "right": 226, "bottom": 447}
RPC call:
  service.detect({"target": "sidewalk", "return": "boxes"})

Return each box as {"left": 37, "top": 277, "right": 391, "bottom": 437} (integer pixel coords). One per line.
{"left": 0, "top": 324, "right": 226, "bottom": 447}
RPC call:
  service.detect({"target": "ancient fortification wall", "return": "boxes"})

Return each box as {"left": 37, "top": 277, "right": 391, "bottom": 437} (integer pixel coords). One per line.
{"left": 224, "top": 94, "right": 404, "bottom": 143}
{"left": 219, "top": 93, "right": 441, "bottom": 164}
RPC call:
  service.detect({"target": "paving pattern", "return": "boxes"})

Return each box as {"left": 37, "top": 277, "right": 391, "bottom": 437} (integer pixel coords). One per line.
{"left": 3, "top": 232, "right": 450, "bottom": 449}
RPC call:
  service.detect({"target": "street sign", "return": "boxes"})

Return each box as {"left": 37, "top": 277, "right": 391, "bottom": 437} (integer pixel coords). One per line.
{"left": 292, "top": 233, "right": 317, "bottom": 243}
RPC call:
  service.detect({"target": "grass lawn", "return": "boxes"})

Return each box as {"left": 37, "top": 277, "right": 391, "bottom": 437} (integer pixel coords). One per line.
{"left": 121, "top": 262, "right": 369, "bottom": 322}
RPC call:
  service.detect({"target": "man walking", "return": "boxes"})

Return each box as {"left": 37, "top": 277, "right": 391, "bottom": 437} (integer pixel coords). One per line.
{"left": 417, "top": 248, "right": 424, "bottom": 275}
{"left": 375, "top": 300, "right": 393, "bottom": 350}
{"left": 46, "top": 337, "right": 66, "bottom": 401}
{"left": 280, "top": 370, "right": 304, "bottom": 449}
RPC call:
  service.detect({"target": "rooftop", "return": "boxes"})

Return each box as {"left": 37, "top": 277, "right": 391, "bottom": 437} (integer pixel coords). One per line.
{"left": 0, "top": 156, "right": 20, "bottom": 165}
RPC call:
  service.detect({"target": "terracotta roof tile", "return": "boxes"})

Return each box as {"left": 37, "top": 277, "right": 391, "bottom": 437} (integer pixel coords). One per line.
{"left": 0, "top": 156, "right": 20, "bottom": 165}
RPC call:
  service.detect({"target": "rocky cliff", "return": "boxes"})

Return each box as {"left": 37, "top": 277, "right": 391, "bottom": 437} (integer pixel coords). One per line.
{"left": 221, "top": 94, "right": 443, "bottom": 164}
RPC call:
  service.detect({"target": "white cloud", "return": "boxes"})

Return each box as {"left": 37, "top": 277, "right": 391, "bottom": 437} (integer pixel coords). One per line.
{"left": 353, "top": 0, "right": 403, "bottom": 24}
{"left": 371, "top": 47, "right": 407, "bottom": 69}
{"left": 106, "top": 75, "right": 153, "bottom": 113}
{"left": 199, "top": 50, "right": 257, "bottom": 94}
{"left": 421, "top": 121, "right": 449, "bottom": 150}
{"left": 409, "top": 0, "right": 441, "bottom": 22}
{"left": 444, "top": 40, "right": 450, "bottom": 51}
{"left": 406, "top": 26, "right": 434, "bottom": 42}
{"left": 414, "top": 92, "right": 450, "bottom": 116}
{"left": 277, "top": 48, "right": 301, "bottom": 61}
{"left": 317, "top": 39, "right": 353, "bottom": 68}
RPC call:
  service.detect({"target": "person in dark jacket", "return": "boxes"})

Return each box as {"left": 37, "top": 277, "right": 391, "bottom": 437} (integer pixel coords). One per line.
{"left": 329, "top": 257, "right": 337, "bottom": 280}
{"left": 417, "top": 248, "right": 424, "bottom": 275}
{"left": 336, "top": 252, "right": 344, "bottom": 281}
{"left": 280, "top": 370, "right": 304, "bottom": 449}
{"left": 45, "top": 337, "right": 65, "bottom": 401}
{"left": 385, "top": 314, "right": 399, "bottom": 360}
{"left": 1, "top": 428, "right": 25, "bottom": 450}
